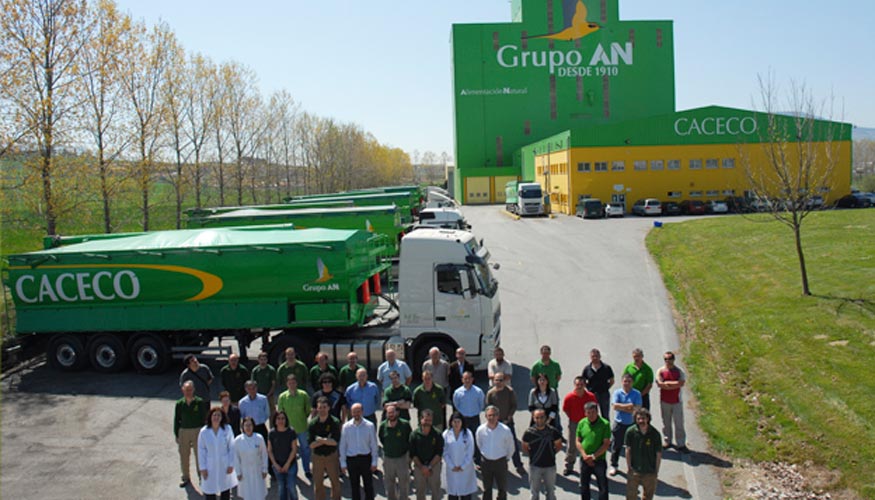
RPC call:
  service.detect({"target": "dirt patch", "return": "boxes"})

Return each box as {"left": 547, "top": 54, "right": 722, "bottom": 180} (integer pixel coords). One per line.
{"left": 721, "top": 459, "right": 855, "bottom": 500}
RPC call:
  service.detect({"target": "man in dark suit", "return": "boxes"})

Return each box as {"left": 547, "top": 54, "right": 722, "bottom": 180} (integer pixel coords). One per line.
{"left": 448, "top": 347, "right": 475, "bottom": 395}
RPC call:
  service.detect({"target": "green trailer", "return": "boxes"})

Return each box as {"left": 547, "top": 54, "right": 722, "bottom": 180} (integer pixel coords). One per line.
{"left": 185, "top": 205, "right": 407, "bottom": 253}
{"left": 8, "top": 224, "right": 391, "bottom": 373}
{"left": 283, "top": 191, "right": 418, "bottom": 223}
{"left": 184, "top": 199, "right": 354, "bottom": 220}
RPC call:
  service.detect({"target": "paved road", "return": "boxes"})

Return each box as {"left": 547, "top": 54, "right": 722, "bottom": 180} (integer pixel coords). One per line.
{"left": 464, "top": 206, "right": 726, "bottom": 499}
{"left": 1, "top": 206, "right": 727, "bottom": 499}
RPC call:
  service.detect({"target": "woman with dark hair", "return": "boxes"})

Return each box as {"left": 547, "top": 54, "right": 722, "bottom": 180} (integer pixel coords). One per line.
{"left": 310, "top": 373, "right": 347, "bottom": 421}
{"left": 219, "top": 391, "right": 242, "bottom": 436}
{"left": 443, "top": 412, "right": 477, "bottom": 500}
{"left": 268, "top": 411, "right": 299, "bottom": 500}
{"left": 233, "top": 417, "right": 268, "bottom": 500}
{"left": 198, "top": 406, "right": 238, "bottom": 500}
{"left": 528, "top": 373, "right": 562, "bottom": 433}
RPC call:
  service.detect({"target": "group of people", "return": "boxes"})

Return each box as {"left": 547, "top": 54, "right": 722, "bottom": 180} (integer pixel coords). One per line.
{"left": 173, "top": 343, "right": 689, "bottom": 500}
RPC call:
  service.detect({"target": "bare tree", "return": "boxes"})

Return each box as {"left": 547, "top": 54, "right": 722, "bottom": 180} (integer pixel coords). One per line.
{"left": 79, "top": 0, "right": 130, "bottom": 233}
{"left": 160, "top": 33, "right": 189, "bottom": 228}
{"left": 269, "top": 89, "right": 300, "bottom": 198}
{"left": 0, "top": 0, "right": 93, "bottom": 235}
{"left": 741, "top": 75, "right": 849, "bottom": 296}
{"left": 183, "top": 53, "right": 217, "bottom": 208}
{"left": 221, "top": 61, "right": 262, "bottom": 206}
{"left": 119, "top": 20, "right": 172, "bottom": 231}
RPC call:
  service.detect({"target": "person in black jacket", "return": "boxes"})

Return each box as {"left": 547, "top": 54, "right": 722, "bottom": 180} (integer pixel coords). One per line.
{"left": 448, "top": 347, "right": 475, "bottom": 396}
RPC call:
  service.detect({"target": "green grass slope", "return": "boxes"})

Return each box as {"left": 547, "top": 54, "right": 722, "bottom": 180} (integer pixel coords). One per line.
{"left": 647, "top": 211, "right": 875, "bottom": 498}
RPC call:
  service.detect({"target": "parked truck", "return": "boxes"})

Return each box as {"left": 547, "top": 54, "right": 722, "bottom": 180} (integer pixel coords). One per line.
{"left": 505, "top": 181, "right": 546, "bottom": 216}
{"left": 6, "top": 224, "right": 501, "bottom": 374}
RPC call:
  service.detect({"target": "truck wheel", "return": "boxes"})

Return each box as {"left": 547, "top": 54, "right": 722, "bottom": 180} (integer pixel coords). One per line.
{"left": 88, "top": 334, "right": 129, "bottom": 373}
{"left": 130, "top": 335, "right": 171, "bottom": 374}
{"left": 47, "top": 334, "right": 88, "bottom": 371}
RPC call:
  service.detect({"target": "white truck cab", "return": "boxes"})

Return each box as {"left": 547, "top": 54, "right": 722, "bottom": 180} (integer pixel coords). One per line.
{"left": 398, "top": 229, "right": 500, "bottom": 369}
{"left": 418, "top": 207, "right": 470, "bottom": 230}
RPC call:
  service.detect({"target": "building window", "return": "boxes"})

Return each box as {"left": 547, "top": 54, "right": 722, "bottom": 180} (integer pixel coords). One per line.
{"left": 577, "top": 162, "right": 591, "bottom": 172}
{"left": 706, "top": 190, "right": 720, "bottom": 197}
{"left": 612, "top": 161, "right": 625, "bottom": 171}
{"left": 667, "top": 159, "right": 680, "bottom": 170}
{"left": 634, "top": 160, "right": 647, "bottom": 171}
{"left": 722, "top": 189, "right": 736, "bottom": 196}
{"left": 650, "top": 160, "right": 664, "bottom": 171}
{"left": 722, "top": 158, "right": 735, "bottom": 169}
{"left": 667, "top": 191, "right": 682, "bottom": 198}
{"left": 705, "top": 158, "right": 719, "bottom": 169}
{"left": 594, "top": 162, "right": 608, "bottom": 172}
{"left": 689, "top": 190, "right": 703, "bottom": 197}
{"left": 689, "top": 159, "right": 702, "bottom": 170}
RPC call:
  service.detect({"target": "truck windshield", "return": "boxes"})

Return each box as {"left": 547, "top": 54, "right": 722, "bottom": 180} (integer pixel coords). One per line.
{"left": 520, "top": 188, "right": 542, "bottom": 199}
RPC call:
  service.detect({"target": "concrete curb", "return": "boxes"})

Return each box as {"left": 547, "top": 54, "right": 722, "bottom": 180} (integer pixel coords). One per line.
{"left": 500, "top": 209, "right": 521, "bottom": 221}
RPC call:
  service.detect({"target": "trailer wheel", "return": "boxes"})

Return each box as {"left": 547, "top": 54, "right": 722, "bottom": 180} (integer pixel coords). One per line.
{"left": 88, "top": 334, "right": 129, "bottom": 373}
{"left": 47, "top": 334, "right": 88, "bottom": 371}
{"left": 130, "top": 335, "right": 171, "bottom": 374}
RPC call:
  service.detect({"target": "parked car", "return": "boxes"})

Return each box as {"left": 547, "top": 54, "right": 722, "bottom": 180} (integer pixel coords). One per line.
{"left": 723, "top": 196, "right": 751, "bottom": 213}
{"left": 661, "top": 201, "right": 682, "bottom": 216}
{"left": 575, "top": 198, "right": 605, "bottom": 219}
{"left": 856, "top": 192, "right": 875, "bottom": 207}
{"left": 749, "top": 197, "right": 774, "bottom": 212}
{"left": 705, "top": 200, "right": 729, "bottom": 214}
{"left": 805, "top": 195, "right": 824, "bottom": 210}
{"left": 679, "top": 199, "right": 705, "bottom": 215}
{"left": 604, "top": 202, "right": 625, "bottom": 217}
{"left": 632, "top": 198, "right": 662, "bottom": 216}
{"left": 835, "top": 194, "right": 866, "bottom": 208}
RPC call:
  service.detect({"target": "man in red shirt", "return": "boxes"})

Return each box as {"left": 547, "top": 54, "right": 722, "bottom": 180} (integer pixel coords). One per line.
{"left": 561, "top": 376, "right": 597, "bottom": 475}
{"left": 655, "top": 351, "right": 689, "bottom": 453}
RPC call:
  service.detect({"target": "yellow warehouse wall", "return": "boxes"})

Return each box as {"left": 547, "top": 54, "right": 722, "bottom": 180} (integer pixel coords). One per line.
{"left": 536, "top": 142, "right": 851, "bottom": 215}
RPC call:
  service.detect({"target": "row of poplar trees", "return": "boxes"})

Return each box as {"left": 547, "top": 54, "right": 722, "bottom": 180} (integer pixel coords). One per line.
{"left": 0, "top": 0, "right": 413, "bottom": 235}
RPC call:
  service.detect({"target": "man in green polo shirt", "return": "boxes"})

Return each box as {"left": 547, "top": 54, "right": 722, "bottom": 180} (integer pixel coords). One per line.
{"left": 624, "top": 408, "right": 662, "bottom": 500}
{"left": 277, "top": 347, "right": 309, "bottom": 395}
{"left": 576, "top": 402, "right": 611, "bottom": 500}
{"left": 174, "top": 381, "right": 206, "bottom": 488}
{"left": 383, "top": 370, "right": 413, "bottom": 421}
{"left": 310, "top": 351, "right": 339, "bottom": 393}
{"left": 409, "top": 409, "right": 443, "bottom": 500}
{"left": 413, "top": 370, "right": 446, "bottom": 432}
{"left": 379, "top": 404, "right": 413, "bottom": 500}
{"left": 531, "top": 345, "right": 562, "bottom": 390}
{"left": 339, "top": 351, "right": 366, "bottom": 390}
{"left": 623, "top": 347, "right": 654, "bottom": 410}
{"left": 277, "top": 374, "right": 313, "bottom": 479}
{"left": 251, "top": 351, "right": 277, "bottom": 424}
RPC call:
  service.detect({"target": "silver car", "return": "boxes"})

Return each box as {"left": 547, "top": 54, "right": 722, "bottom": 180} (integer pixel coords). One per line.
{"left": 604, "top": 202, "right": 625, "bottom": 217}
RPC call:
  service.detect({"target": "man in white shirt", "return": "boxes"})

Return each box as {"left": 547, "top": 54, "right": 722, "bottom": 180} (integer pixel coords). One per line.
{"left": 487, "top": 347, "right": 513, "bottom": 388}
{"left": 339, "top": 403, "right": 379, "bottom": 500}
{"left": 476, "top": 405, "right": 515, "bottom": 500}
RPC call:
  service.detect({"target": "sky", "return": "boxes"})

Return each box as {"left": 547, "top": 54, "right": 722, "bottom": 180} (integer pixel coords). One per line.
{"left": 113, "top": 0, "right": 875, "bottom": 159}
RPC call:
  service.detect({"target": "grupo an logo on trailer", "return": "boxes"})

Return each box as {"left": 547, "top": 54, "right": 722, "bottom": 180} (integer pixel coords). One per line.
{"left": 302, "top": 258, "right": 339, "bottom": 292}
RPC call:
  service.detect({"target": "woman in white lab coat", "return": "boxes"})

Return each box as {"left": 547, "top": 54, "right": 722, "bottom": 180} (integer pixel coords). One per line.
{"left": 233, "top": 417, "right": 268, "bottom": 500}
{"left": 442, "top": 412, "right": 477, "bottom": 500}
{"left": 198, "top": 407, "right": 239, "bottom": 500}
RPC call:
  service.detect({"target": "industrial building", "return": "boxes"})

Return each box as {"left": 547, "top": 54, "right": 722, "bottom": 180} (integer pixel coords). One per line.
{"left": 451, "top": 0, "right": 852, "bottom": 212}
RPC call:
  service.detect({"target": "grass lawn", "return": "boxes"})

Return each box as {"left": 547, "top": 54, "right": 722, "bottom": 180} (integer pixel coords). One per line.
{"left": 647, "top": 210, "right": 875, "bottom": 499}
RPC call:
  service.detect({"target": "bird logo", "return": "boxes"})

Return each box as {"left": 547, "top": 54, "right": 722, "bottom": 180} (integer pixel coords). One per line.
{"left": 531, "top": 0, "right": 601, "bottom": 41}
{"left": 365, "top": 219, "right": 374, "bottom": 233}
{"left": 315, "top": 258, "right": 334, "bottom": 283}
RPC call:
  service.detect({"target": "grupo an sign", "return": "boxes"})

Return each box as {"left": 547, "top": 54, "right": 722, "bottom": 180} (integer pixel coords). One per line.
{"left": 496, "top": 42, "right": 634, "bottom": 77}
{"left": 673, "top": 116, "right": 758, "bottom": 137}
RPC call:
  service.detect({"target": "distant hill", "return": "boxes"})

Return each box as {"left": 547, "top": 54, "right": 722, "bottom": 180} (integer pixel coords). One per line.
{"left": 853, "top": 127, "right": 875, "bottom": 141}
